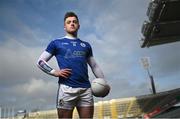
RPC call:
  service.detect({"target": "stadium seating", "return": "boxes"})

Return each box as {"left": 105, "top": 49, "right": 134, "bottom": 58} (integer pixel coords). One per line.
{"left": 15, "top": 88, "right": 180, "bottom": 119}
{"left": 140, "top": 0, "right": 180, "bottom": 48}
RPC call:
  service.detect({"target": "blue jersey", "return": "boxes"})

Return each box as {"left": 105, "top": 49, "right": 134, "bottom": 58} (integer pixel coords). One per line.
{"left": 46, "top": 37, "right": 93, "bottom": 88}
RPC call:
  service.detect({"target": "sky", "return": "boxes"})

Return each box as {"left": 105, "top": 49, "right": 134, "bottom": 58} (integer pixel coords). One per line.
{"left": 1, "top": 0, "right": 180, "bottom": 113}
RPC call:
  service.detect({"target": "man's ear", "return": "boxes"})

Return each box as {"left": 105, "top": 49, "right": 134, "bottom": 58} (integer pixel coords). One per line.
{"left": 64, "top": 25, "right": 66, "bottom": 31}
{"left": 78, "top": 24, "right": 80, "bottom": 30}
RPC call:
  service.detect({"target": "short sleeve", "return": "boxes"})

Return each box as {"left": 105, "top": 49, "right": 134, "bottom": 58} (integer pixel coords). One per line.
{"left": 87, "top": 43, "right": 93, "bottom": 58}
{"left": 45, "top": 40, "right": 56, "bottom": 55}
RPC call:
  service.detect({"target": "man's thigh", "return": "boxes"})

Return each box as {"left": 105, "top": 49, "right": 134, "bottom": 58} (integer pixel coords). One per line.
{"left": 77, "top": 88, "right": 94, "bottom": 107}
{"left": 57, "top": 108, "right": 73, "bottom": 119}
{"left": 77, "top": 106, "right": 94, "bottom": 118}
{"left": 77, "top": 88, "right": 94, "bottom": 118}
{"left": 56, "top": 84, "right": 78, "bottom": 110}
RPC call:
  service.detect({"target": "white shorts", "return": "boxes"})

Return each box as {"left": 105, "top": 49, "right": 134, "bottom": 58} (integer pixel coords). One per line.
{"left": 56, "top": 84, "right": 94, "bottom": 110}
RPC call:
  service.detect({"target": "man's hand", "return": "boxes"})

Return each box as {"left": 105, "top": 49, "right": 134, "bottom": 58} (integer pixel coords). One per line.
{"left": 52, "top": 68, "right": 72, "bottom": 78}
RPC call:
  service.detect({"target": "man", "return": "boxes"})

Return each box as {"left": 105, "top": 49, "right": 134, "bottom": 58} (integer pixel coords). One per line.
{"left": 37, "top": 12, "right": 105, "bottom": 118}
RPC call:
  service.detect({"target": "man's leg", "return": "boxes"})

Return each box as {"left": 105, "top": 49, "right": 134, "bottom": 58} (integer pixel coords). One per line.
{"left": 56, "top": 84, "right": 76, "bottom": 118}
{"left": 57, "top": 108, "right": 73, "bottom": 119}
{"left": 77, "top": 88, "right": 94, "bottom": 118}
{"left": 77, "top": 106, "right": 94, "bottom": 118}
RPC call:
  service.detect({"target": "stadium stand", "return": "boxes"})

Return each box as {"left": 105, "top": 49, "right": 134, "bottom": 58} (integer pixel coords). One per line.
{"left": 140, "top": 0, "right": 180, "bottom": 48}
{"left": 14, "top": 88, "right": 180, "bottom": 119}
{"left": 155, "top": 106, "right": 180, "bottom": 118}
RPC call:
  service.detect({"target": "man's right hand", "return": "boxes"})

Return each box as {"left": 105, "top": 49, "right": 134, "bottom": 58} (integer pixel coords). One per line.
{"left": 52, "top": 68, "right": 72, "bottom": 78}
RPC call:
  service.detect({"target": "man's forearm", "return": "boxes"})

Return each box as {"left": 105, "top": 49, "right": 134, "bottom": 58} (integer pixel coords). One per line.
{"left": 91, "top": 63, "right": 105, "bottom": 78}
{"left": 37, "top": 59, "right": 55, "bottom": 76}
{"left": 37, "top": 51, "right": 55, "bottom": 76}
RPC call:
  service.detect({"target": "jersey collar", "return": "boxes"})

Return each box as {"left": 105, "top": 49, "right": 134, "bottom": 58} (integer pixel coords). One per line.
{"left": 64, "top": 35, "right": 78, "bottom": 40}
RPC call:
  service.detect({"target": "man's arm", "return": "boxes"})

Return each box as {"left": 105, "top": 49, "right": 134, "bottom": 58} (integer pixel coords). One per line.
{"left": 87, "top": 56, "right": 105, "bottom": 78}
{"left": 37, "top": 51, "right": 72, "bottom": 78}
{"left": 37, "top": 51, "right": 55, "bottom": 75}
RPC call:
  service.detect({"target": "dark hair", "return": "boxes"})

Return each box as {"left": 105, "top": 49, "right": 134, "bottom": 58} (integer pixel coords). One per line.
{"left": 64, "top": 12, "right": 79, "bottom": 23}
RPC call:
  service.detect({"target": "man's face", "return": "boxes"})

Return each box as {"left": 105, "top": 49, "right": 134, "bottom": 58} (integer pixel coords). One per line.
{"left": 64, "top": 16, "right": 79, "bottom": 34}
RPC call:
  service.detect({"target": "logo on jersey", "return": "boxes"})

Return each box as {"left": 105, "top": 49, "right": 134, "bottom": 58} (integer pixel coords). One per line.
{"left": 64, "top": 49, "right": 86, "bottom": 58}
{"left": 80, "top": 43, "right": 86, "bottom": 47}
{"left": 71, "top": 41, "right": 77, "bottom": 46}
{"left": 62, "top": 42, "right": 69, "bottom": 45}
{"left": 64, "top": 49, "right": 74, "bottom": 58}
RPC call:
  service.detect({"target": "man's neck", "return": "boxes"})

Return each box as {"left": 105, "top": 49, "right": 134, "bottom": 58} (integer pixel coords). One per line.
{"left": 66, "top": 33, "right": 78, "bottom": 40}
{"left": 65, "top": 34, "right": 77, "bottom": 40}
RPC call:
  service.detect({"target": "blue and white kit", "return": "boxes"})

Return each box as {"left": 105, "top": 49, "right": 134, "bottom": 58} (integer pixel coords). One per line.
{"left": 45, "top": 36, "right": 93, "bottom": 88}
{"left": 37, "top": 36, "right": 101, "bottom": 109}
